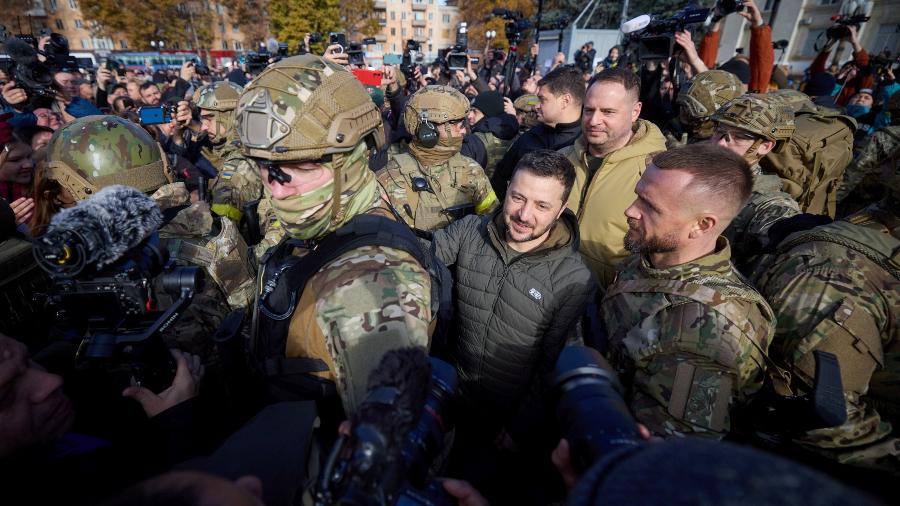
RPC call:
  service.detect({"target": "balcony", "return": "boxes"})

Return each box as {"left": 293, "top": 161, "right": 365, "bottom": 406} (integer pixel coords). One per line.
{"left": 412, "top": 19, "right": 426, "bottom": 27}
{"left": 374, "top": 0, "right": 386, "bottom": 9}
{"left": 411, "top": 2, "right": 426, "bottom": 10}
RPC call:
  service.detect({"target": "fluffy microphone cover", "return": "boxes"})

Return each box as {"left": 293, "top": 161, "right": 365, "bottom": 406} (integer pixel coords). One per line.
{"left": 46, "top": 185, "right": 163, "bottom": 268}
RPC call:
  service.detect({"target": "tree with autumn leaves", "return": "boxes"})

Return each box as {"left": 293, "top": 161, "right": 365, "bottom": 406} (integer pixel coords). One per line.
{"left": 79, "top": 0, "right": 214, "bottom": 51}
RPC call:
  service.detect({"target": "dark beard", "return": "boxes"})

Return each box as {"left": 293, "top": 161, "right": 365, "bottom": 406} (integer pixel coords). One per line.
{"left": 624, "top": 221, "right": 678, "bottom": 254}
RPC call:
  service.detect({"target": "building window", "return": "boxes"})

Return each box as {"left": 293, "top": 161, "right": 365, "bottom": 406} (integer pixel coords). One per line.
{"left": 215, "top": 2, "right": 224, "bottom": 14}
{"left": 429, "top": 28, "right": 433, "bottom": 37}
{"left": 120, "top": 40, "right": 127, "bottom": 49}
{"left": 428, "top": 12, "right": 433, "bottom": 20}
{"left": 80, "top": 39, "right": 88, "bottom": 49}
{"left": 442, "top": 14, "right": 450, "bottom": 24}
{"left": 48, "top": 0, "right": 57, "bottom": 10}
{"left": 234, "top": 40, "right": 243, "bottom": 51}
{"left": 74, "top": 19, "right": 83, "bottom": 28}
{"left": 414, "top": 27, "right": 424, "bottom": 37}
{"left": 801, "top": 29, "right": 825, "bottom": 56}
{"left": 401, "top": 27, "right": 406, "bottom": 37}
{"left": 232, "top": 24, "right": 239, "bottom": 33}
{"left": 414, "top": 11, "right": 424, "bottom": 20}
{"left": 221, "top": 40, "right": 228, "bottom": 50}
{"left": 818, "top": 0, "right": 839, "bottom": 4}
{"left": 219, "top": 22, "right": 225, "bottom": 33}
{"left": 390, "top": 11, "right": 395, "bottom": 20}
{"left": 55, "top": 19, "right": 64, "bottom": 30}
{"left": 67, "top": 0, "right": 77, "bottom": 9}
{"left": 390, "top": 27, "right": 396, "bottom": 35}
{"left": 872, "top": 24, "right": 900, "bottom": 54}
{"left": 392, "top": 43, "right": 397, "bottom": 52}
{"left": 401, "top": 12, "right": 406, "bottom": 20}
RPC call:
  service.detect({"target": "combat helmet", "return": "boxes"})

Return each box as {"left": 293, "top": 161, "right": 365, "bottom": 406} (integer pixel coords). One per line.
{"left": 193, "top": 81, "right": 244, "bottom": 140}
{"left": 712, "top": 93, "right": 795, "bottom": 143}
{"left": 403, "top": 85, "right": 470, "bottom": 138}
{"left": 677, "top": 70, "right": 743, "bottom": 138}
{"left": 767, "top": 89, "right": 815, "bottom": 113}
{"left": 513, "top": 94, "right": 540, "bottom": 131}
{"left": 45, "top": 115, "right": 170, "bottom": 201}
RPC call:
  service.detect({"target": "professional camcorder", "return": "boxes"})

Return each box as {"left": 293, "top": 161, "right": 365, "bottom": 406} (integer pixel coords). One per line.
{"left": 401, "top": 39, "right": 423, "bottom": 81}
{"left": 709, "top": 0, "right": 745, "bottom": 23}
{"left": 492, "top": 8, "right": 531, "bottom": 46}
{"left": 34, "top": 186, "right": 203, "bottom": 392}
{"left": 621, "top": 6, "right": 710, "bottom": 60}
{"left": 815, "top": 10, "right": 870, "bottom": 52}
{"left": 2, "top": 30, "right": 77, "bottom": 100}
{"left": 314, "top": 348, "right": 458, "bottom": 506}
{"left": 446, "top": 23, "right": 469, "bottom": 72}
{"left": 347, "top": 37, "right": 377, "bottom": 67}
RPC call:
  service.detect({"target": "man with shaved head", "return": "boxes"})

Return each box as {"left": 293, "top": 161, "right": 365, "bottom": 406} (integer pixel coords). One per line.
{"left": 600, "top": 143, "right": 776, "bottom": 440}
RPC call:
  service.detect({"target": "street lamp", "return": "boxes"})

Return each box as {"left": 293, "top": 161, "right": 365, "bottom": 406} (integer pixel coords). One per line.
{"left": 485, "top": 30, "right": 496, "bottom": 41}
{"left": 150, "top": 40, "right": 165, "bottom": 49}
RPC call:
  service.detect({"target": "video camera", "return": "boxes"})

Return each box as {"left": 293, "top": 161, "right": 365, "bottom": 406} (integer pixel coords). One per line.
{"left": 401, "top": 39, "right": 423, "bottom": 81}
{"left": 709, "top": 0, "right": 745, "bottom": 23}
{"left": 492, "top": 8, "right": 531, "bottom": 46}
{"left": 314, "top": 348, "right": 458, "bottom": 506}
{"left": 347, "top": 37, "right": 377, "bottom": 67}
{"left": 871, "top": 52, "right": 900, "bottom": 82}
{"left": 826, "top": 14, "right": 869, "bottom": 43}
{"left": 621, "top": 6, "right": 710, "bottom": 60}
{"left": 246, "top": 50, "right": 271, "bottom": 75}
{"left": 446, "top": 22, "right": 468, "bottom": 72}
{"left": 2, "top": 29, "right": 78, "bottom": 100}
{"left": 34, "top": 186, "right": 204, "bottom": 393}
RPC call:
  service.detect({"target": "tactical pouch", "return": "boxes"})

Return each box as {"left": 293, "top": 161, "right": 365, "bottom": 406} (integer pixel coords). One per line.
{"left": 667, "top": 361, "right": 733, "bottom": 433}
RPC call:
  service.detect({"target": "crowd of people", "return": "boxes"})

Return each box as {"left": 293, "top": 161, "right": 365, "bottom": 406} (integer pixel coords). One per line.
{"left": 1, "top": 1, "right": 898, "bottom": 504}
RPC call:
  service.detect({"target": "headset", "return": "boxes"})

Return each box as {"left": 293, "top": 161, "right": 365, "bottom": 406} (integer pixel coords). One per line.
{"left": 416, "top": 111, "right": 439, "bottom": 148}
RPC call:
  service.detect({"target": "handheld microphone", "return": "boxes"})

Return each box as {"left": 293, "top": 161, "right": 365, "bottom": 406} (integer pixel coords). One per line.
{"left": 35, "top": 185, "right": 162, "bottom": 276}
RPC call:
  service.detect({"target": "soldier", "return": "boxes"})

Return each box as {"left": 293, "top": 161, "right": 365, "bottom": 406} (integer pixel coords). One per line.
{"left": 466, "top": 90, "right": 518, "bottom": 179}
{"left": 234, "top": 54, "right": 441, "bottom": 414}
{"left": 513, "top": 93, "right": 540, "bottom": 133}
{"left": 601, "top": 144, "right": 775, "bottom": 439}
{"left": 709, "top": 94, "right": 801, "bottom": 273}
{"left": 377, "top": 85, "right": 497, "bottom": 234}
{"left": 182, "top": 81, "right": 263, "bottom": 223}
{"left": 42, "top": 115, "right": 255, "bottom": 356}
{"left": 673, "top": 70, "right": 743, "bottom": 146}
{"left": 837, "top": 91, "right": 900, "bottom": 214}
{"left": 751, "top": 175, "right": 900, "bottom": 474}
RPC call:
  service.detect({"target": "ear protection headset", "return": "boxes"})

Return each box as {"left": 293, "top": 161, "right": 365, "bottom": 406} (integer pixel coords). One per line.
{"left": 416, "top": 111, "right": 438, "bottom": 148}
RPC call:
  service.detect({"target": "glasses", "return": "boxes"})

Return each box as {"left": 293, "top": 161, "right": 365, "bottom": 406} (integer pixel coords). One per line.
{"left": 713, "top": 127, "right": 758, "bottom": 143}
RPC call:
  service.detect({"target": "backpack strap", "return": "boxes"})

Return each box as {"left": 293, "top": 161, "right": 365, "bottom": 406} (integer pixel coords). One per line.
{"left": 255, "top": 214, "right": 452, "bottom": 382}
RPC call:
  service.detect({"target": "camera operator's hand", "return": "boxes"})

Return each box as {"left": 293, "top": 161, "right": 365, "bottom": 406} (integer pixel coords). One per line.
{"left": 382, "top": 65, "right": 400, "bottom": 94}
{"left": 123, "top": 349, "right": 204, "bottom": 418}
{"left": 466, "top": 57, "right": 478, "bottom": 82}
{"left": 674, "top": 30, "right": 708, "bottom": 73}
{"left": 530, "top": 43, "right": 539, "bottom": 59}
{"left": 2, "top": 81, "right": 28, "bottom": 110}
{"left": 412, "top": 65, "right": 428, "bottom": 88}
{"left": 180, "top": 61, "right": 196, "bottom": 82}
{"left": 323, "top": 44, "right": 349, "bottom": 67}
{"left": 503, "top": 96, "right": 515, "bottom": 116}
{"left": 846, "top": 25, "right": 863, "bottom": 52}
{"left": 175, "top": 100, "right": 194, "bottom": 129}
{"left": 442, "top": 479, "right": 490, "bottom": 506}
{"left": 10, "top": 197, "right": 35, "bottom": 226}
{"left": 553, "top": 51, "right": 566, "bottom": 68}
{"left": 96, "top": 68, "right": 113, "bottom": 92}
{"left": 454, "top": 70, "right": 468, "bottom": 85}
{"left": 304, "top": 32, "right": 312, "bottom": 52}
{"left": 888, "top": 66, "right": 896, "bottom": 81}
{"left": 738, "top": 0, "right": 765, "bottom": 27}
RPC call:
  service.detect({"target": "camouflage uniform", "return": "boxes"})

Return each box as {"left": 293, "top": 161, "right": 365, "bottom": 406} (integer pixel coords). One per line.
{"left": 513, "top": 94, "right": 540, "bottom": 133}
{"left": 44, "top": 115, "right": 255, "bottom": 357}
{"left": 675, "top": 70, "right": 743, "bottom": 144}
{"left": 601, "top": 237, "right": 776, "bottom": 439}
{"left": 377, "top": 85, "right": 497, "bottom": 233}
{"left": 472, "top": 130, "right": 513, "bottom": 180}
{"left": 193, "top": 81, "right": 264, "bottom": 222}
{"left": 235, "top": 55, "right": 435, "bottom": 414}
{"left": 837, "top": 126, "right": 900, "bottom": 207}
{"left": 751, "top": 190, "right": 900, "bottom": 472}
{"left": 712, "top": 95, "right": 801, "bottom": 273}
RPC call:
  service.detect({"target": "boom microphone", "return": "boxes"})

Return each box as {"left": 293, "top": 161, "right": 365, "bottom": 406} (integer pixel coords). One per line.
{"left": 3, "top": 36, "right": 39, "bottom": 65}
{"left": 35, "top": 185, "right": 162, "bottom": 276}
{"left": 621, "top": 14, "right": 652, "bottom": 34}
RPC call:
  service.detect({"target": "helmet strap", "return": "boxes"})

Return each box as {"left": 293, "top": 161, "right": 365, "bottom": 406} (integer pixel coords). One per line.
{"left": 329, "top": 153, "right": 344, "bottom": 226}
{"left": 743, "top": 138, "right": 764, "bottom": 162}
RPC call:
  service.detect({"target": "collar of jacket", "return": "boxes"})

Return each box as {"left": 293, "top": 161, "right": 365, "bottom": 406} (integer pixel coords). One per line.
{"left": 472, "top": 114, "right": 520, "bottom": 140}
{"left": 573, "top": 119, "right": 664, "bottom": 167}
{"left": 548, "top": 117, "right": 582, "bottom": 134}
{"left": 486, "top": 207, "right": 580, "bottom": 263}
{"left": 638, "top": 236, "right": 735, "bottom": 281}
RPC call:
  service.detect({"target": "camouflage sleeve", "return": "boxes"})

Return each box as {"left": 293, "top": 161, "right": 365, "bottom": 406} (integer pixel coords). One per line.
{"left": 375, "top": 162, "right": 416, "bottom": 228}
{"left": 838, "top": 130, "right": 899, "bottom": 202}
{"left": 210, "top": 155, "right": 263, "bottom": 221}
{"left": 741, "top": 191, "right": 800, "bottom": 249}
{"left": 755, "top": 250, "right": 900, "bottom": 466}
{"left": 253, "top": 198, "right": 286, "bottom": 259}
{"left": 465, "top": 160, "right": 498, "bottom": 215}
{"left": 311, "top": 245, "right": 433, "bottom": 414}
{"left": 629, "top": 301, "right": 769, "bottom": 439}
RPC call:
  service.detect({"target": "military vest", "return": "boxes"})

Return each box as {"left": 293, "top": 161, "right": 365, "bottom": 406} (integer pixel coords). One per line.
{"left": 379, "top": 152, "right": 493, "bottom": 233}
{"left": 473, "top": 131, "right": 514, "bottom": 179}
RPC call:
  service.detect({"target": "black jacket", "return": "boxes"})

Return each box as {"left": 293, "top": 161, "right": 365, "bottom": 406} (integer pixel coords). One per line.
{"left": 431, "top": 210, "right": 595, "bottom": 439}
{"left": 491, "top": 119, "right": 582, "bottom": 199}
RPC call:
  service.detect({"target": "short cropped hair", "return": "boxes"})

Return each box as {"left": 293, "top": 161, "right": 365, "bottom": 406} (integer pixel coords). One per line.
{"left": 651, "top": 144, "right": 752, "bottom": 218}
{"left": 513, "top": 149, "right": 576, "bottom": 204}
{"left": 588, "top": 67, "right": 641, "bottom": 102}
{"left": 139, "top": 82, "right": 158, "bottom": 93}
{"left": 537, "top": 65, "right": 586, "bottom": 106}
